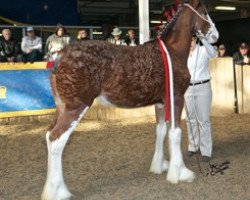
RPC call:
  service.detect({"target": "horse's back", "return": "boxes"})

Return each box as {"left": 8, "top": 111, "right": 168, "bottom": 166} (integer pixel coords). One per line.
{"left": 55, "top": 40, "right": 165, "bottom": 107}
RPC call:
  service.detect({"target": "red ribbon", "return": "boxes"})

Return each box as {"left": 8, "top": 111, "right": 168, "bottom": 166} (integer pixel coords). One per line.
{"left": 157, "top": 38, "right": 171, "bottom": 121}
{"left": 46, "top": 61, "right": 55, "bottom": 69}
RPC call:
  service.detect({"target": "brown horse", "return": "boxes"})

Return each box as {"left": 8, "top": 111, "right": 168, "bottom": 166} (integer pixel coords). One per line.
{"left": 41, "top": 0, "right": 218, "bottom": 199}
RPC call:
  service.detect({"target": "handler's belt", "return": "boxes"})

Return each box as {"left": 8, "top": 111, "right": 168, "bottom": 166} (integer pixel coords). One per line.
{"left": 189, "top": 79, "right": 210, "bottom": 86}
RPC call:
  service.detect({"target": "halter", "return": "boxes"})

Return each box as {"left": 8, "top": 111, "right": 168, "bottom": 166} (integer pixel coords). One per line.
{"left": 183, "top": 3, "right": 219, "bottom": 43}
{"left": 183, "top": 3, "right": 211, "bottom": 25}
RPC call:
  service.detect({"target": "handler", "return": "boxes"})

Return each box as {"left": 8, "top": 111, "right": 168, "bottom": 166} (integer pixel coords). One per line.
{"left": 184, "top": 34, "right": 217, "bottom": 162}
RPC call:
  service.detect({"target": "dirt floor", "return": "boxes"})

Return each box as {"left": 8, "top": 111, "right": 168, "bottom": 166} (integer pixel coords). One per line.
{"left": 0, "top": 114, "right": 249, "bottom": 200}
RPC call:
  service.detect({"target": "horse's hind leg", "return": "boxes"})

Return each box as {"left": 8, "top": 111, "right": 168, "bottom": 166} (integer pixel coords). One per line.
{"left": 150, "top": 103, "right": 168, "bottom": 174}
{"left": 41, "top": 103, "right": 89, "bottom": 200}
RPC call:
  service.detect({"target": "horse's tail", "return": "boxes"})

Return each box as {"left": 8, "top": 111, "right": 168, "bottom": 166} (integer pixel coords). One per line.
{"left": 49, "top": 52, "right": 64, "bottom": 106}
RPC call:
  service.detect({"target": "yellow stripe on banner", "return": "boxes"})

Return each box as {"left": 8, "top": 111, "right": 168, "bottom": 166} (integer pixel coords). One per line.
{"left": 0, "top": 109, "right": 56, "bottom": 118}
{"left": 0, "top": 62, "right": 47, "bottom": 70}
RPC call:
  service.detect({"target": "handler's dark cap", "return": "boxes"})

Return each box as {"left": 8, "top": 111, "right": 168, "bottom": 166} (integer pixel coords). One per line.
{"left": 240, "top": 42, "right": 249, "bottom": 49}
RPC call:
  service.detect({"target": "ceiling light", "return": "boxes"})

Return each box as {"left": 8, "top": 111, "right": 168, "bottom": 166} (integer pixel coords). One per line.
{"left": 215, "top": 6, "right": 236, "bottom": 11}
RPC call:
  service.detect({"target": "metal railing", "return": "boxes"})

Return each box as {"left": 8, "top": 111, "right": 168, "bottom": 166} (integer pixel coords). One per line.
{"left": 0, "top": 25, "right": 157, "bottom": 56}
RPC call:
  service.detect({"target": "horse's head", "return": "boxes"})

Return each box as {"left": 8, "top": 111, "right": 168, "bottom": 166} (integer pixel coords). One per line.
{"left": 185, "top": 0, "right": 219, "bottom": 43}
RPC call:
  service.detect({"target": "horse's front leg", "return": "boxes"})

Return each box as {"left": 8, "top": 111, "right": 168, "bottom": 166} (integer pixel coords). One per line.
{"left": 166, "top": 94, "right": 195, "bottom": 184}
{"left": 149, "top": 103, "right": 168, "bottom": 174}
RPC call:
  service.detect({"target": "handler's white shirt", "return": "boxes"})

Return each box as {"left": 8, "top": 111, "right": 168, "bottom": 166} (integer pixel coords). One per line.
{"left": 188, "top": 42, "right": 216, "bottom": 82}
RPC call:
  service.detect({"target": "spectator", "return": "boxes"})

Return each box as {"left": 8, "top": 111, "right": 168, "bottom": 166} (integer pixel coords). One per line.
{"left": 77, "top": 29, "right": 88, "bottom": 41}
{"left": 107, "top": 27, "right": 126, "bottom": 46}
{"left": 218, "top": 44, "right": 228, "bottom": 57}
{"left": 0, "top": 29, "right": 22, "bottom": 62}
{"left": 125, "top": 30, "right": 138, "bottom": 46}
{"left": 213, "top": 45, "right": 218, "bottom": 57}
{"left": 184, "top": 36, "right": 217, "bottom": 163}
{"left": 21, "top": 27, "right": 43, "bottom": 63}
{"left": 45, "top": 23, "right": 71, "bottom": 60}
{"left": 233, "top": 42, "right": 250, "bottom": 65}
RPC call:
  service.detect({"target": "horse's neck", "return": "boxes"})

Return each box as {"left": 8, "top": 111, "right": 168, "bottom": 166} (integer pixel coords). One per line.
{"left": 163, "top": 9, "right": 194, "bottom": 65}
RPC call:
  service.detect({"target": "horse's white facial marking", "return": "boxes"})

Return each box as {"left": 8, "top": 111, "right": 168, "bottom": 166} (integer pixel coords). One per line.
{"left": 96, "top": 95, "right": 116, "bottom": 107}
{"left": 205, "top": 14, "right": 219, "bottom": 44}
{"left": 42, "top": 107, "right": 89, "bottom": 200}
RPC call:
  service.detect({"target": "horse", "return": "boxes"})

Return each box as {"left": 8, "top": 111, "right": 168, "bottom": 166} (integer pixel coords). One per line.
{"left": 41, "top": 0, "right": 218, "bottom": 199}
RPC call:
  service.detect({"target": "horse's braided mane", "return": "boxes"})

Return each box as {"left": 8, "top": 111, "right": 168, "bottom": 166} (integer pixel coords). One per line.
{"left": 157, "top": 0, "right": 184, "bottom": 38}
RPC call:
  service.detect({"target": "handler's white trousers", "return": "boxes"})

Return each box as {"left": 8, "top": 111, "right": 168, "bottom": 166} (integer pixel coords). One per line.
{"left": 184, "top": 81, "right": 212, "bottom": 157}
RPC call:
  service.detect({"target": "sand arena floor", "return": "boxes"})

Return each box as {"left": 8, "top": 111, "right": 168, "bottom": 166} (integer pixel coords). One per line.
{"left": 0, "top": 114, "right": 249, "bottom": 200}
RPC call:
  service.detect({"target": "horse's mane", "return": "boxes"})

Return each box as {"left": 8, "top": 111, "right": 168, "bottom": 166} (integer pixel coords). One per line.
{"left": 157, "top": 0, "right": 185, "bottom": 38}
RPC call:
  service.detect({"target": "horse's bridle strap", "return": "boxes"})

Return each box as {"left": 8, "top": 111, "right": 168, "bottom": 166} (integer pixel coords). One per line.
{"left": 183, "top": 3, "right": 211, "bottom": 25}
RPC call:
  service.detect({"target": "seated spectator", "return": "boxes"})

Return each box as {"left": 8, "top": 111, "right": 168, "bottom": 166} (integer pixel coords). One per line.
{"left": 233, "top": 42, "right": 250, "bottom": 65}
{"left": 218, "top": 44, "right": 229, "bottom": 57}
{"left": 0, "top": 29, "right": 22, "bottom": 62}
{"left": 77, "top": 29, "right": 88, "bottom": 41}
{"left": 45, "top": 23, "right": 71, "bottom": 60}
{"left": 125, "top": 30, "right": 138, "bottom": 46}
{"left": 107, "top": 27, "right": 126, "bottom": 46}
{"left": 21, "top": 27, "right": 43, "bottom": 63}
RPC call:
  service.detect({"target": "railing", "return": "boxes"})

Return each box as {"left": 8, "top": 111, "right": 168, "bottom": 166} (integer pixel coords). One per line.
{"left": 0, "top": 25, "right": 157, "bottom": 58}
{"left": 0, "top": 25, "right": 156, "bottom": 42}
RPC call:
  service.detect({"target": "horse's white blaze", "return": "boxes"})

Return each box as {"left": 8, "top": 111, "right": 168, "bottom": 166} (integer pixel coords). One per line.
{"left": 167, "top": 128, "right": 195, "bottom": 184}
{"left": 41, "top": 107, "right": 89, "bottom": 200}
{"left": 205, "top": 14, "right": 219, "bottom": 44}
{"left": 150, "top": 104, "right": 168, "bottom": 174}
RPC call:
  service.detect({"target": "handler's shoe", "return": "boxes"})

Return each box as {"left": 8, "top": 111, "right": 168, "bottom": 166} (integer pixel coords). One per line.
{"left": 202, "top": 156, "right": 211, "bottom": 162}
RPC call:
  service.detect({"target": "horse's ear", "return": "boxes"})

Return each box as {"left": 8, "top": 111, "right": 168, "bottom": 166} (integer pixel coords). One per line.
{"left": 189, "top": 0, "right": 200, "bottom": 8}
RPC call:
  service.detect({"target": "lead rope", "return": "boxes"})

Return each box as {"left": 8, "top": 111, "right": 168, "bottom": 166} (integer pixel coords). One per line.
{"left": 184, "top": 44, "right": 209, "bottom": 177}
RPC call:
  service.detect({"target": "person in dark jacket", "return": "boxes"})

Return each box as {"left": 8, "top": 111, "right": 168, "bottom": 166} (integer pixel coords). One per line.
{"left": 0, "top": 29, "right": 22, "bottom": 62}
{"left": 233, "top": 42, "right": 250, "bottom": 65}
{"left": 124, "top": 30, "right": 139, "bottom": 46}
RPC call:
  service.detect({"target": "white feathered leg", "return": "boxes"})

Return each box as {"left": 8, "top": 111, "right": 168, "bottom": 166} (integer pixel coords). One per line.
{"left": 41, "top": 107, "right": 89, "bottom": 200}
{"left": 167, "top": 128, "right": 195, "bottom": 184}
{"left": 150, "top": 104, "right": 168, "bottom": 174}
{"left": 41, "top": 131, "right": 72, "bottom": 200}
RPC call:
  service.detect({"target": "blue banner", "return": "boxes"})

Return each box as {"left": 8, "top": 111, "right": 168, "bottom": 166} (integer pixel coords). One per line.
{"left": 0, "top": 64, "right": 55, "bottom": 118}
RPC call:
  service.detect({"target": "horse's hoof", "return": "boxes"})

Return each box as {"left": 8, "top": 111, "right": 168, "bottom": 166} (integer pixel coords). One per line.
{"left": 179, "top": 167, "right": 195, "bottom": 182}
{"left": 166, "top": 165, "right": 195, "bottom": 184}
{"left": 150, "top": 158, "right": 169, "bottom": 174}
{"left": 166, "top": 164, "right": 180, "bottom": 184}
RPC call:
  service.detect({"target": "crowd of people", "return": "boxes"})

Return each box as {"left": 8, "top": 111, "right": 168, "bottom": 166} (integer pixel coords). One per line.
{"left": 0, "top": 24, "right": 248, "bottom": 66}
{"left": 215, "top": 42, "right": 250, "bottom": 65}
{"left": 0, "top": 25, "right": 140, "bottom": 63}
